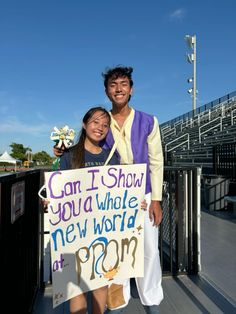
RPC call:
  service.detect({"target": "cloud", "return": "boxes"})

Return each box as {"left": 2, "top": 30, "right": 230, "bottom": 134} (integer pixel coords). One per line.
{"left": 0, "top": 116, "right": 50, "bottom": 136}
{"left": 169, "top": 8, "right": 185, "bottom": 21}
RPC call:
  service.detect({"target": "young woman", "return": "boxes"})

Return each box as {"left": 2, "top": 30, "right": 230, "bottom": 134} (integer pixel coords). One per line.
{"left": 60, "top": 106, "right": 119, "bottom": 314}
{"left": 53, "top": 105, "right": 147, "bottom": 313}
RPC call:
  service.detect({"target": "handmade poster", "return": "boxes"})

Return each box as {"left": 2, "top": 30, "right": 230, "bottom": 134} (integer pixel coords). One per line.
{"left": 44, "top": 164, "right": 146, "bottom": 307}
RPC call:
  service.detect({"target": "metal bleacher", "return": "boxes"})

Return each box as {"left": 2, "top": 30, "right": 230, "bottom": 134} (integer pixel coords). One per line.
{"left": 161, "top": 91, "right": 236, "bottom": 171}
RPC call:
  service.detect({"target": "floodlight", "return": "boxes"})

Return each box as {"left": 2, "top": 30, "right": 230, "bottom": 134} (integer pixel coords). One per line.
{"left": 185, "top": 35, "right": 195, "bottom": 49}
{"left": 187, "top": 53, "right": 194, "bottom": 63}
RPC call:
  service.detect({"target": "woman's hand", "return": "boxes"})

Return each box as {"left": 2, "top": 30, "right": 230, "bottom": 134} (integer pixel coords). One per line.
{"left": 42, "top": 199, "right": 50, "bottom": 213}
{"left": 141, "top": 199, "right": 148, "bottom": 211}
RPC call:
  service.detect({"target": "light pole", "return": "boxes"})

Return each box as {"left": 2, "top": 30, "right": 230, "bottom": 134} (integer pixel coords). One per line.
{"left": 185, "top": 34, "right": 197, "bottom": 115}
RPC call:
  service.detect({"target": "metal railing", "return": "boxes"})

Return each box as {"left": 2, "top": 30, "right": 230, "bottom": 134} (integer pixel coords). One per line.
{"left": 199, "top": 117, "right": 222, "bottom": 143}
{"left": 160, "top": 91, "right": 236, "bottom": 128}
{"left": 165, "top": 133, "right": 190, "bottom": 153}
{"left": 0, "top": 170, "right": 44, "bottom": 312}
{"left": 162, "top": 127, "right": 176, "bottom": 139}
{"left": 231, "top": 108, "right": 236, "bottom": 126}
{"left": 160, "top": 166, "right": 201, "bottom": 275}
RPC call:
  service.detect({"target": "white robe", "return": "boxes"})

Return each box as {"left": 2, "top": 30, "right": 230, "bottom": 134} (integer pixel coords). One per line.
{"left": 107, "top": 193, "right": 163, "bottom": 309}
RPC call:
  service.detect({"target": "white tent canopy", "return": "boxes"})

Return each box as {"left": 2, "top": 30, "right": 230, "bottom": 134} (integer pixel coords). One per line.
{"left": 0, "top": 151, "right": 21, "bottom": 170}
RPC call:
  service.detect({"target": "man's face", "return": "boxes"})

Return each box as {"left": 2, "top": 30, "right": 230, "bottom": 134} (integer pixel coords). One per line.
{"left": 105, "top": 76, "right": 133, "bottom": 109}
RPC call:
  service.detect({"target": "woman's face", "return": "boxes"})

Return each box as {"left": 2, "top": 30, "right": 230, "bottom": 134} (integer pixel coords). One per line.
{"left": 83, "top": 110, "right": 110, "bottom": 144}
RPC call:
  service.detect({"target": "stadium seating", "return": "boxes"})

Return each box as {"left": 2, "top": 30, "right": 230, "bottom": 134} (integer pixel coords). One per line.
{"left": 160, "top": 92, "right": 236, "bottom": 173}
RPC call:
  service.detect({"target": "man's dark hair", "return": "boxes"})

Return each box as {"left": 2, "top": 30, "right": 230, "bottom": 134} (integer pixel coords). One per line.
{"left": 102, "top": 66, "right": 133, "bottom": 88}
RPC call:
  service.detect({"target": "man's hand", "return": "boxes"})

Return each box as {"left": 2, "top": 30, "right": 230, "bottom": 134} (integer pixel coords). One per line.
{"left": 149, "top": 200, "right": 163, "bottom": 227}
{"left": 53, "top": 145, "right": 65, "bottom": 157}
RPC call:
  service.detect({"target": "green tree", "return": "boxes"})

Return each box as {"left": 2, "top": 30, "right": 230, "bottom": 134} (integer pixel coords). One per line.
{"left": 10, "top": 143, "right": 31, "bottom": 161}
{"left": 33, "top": 151, "right": 53, "bottom": 165}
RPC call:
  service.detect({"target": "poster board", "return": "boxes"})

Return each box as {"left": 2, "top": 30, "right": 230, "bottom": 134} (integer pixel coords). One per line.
{"left": 44, "top": 164, "right": 146, "bottom": 307}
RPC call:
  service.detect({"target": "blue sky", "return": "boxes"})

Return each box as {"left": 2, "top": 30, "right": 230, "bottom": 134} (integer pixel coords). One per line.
{"left": 0, "top": 0, "right": 236, "bottom": 155}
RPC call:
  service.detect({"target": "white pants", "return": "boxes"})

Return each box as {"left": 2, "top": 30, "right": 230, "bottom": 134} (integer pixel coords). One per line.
{"left": 109, "top": 193, "right": 163, "bottom": 309}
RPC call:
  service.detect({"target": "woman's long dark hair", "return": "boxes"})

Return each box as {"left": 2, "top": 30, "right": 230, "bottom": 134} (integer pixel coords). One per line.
{"left": 71, "top": 106, "right": 110, "bottom": 169}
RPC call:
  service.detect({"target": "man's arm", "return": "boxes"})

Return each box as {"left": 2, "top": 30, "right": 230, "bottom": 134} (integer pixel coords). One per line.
{"left": 147, "top": 117, "right": 164, "bottom": 226}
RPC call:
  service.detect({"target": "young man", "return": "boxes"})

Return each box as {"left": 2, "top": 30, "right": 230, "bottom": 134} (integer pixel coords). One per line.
{"left": 53, "top": 66, "right": 164, "bottom": 314}
{"left": 102, "top": 66, "right": 164, "bottom": 314}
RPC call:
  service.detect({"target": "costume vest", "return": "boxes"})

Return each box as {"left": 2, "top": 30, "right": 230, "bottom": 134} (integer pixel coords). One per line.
{"left": 103, "top": 110, "right": 154, "bottom": 194}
